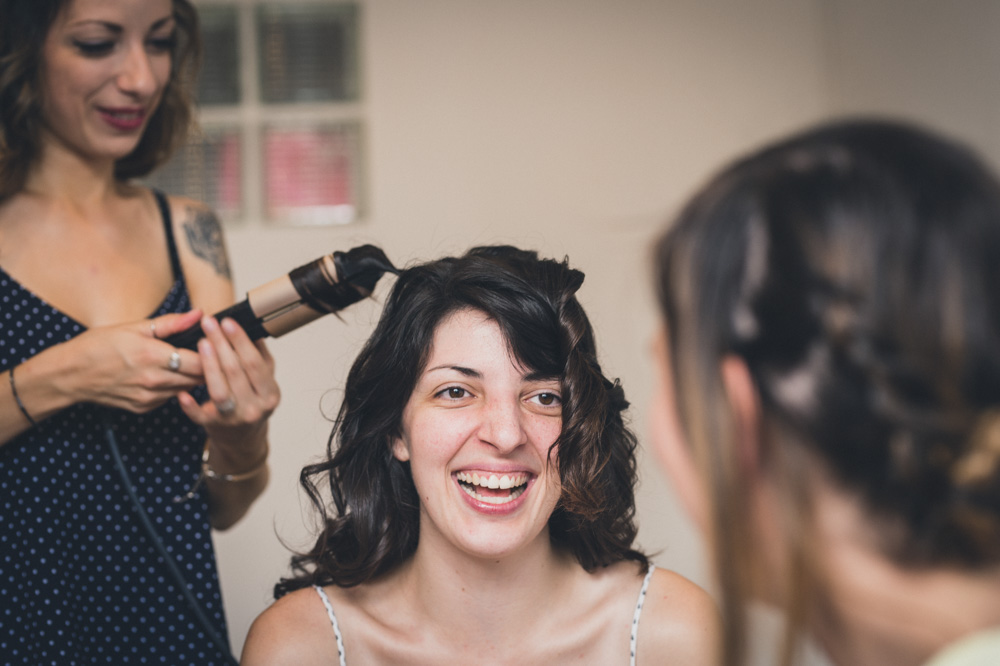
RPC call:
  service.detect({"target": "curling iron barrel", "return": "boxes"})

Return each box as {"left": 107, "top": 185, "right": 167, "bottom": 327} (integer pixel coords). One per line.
{"left": 165, "top": 244, "right": 397, "bottom": 350}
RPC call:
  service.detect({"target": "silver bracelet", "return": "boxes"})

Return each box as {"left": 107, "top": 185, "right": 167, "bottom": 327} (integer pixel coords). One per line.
{"left": 173, "top": 444, "right": 268, "bottom": 503}
{"left": 201, "top": 444, "right": 269, "bottom": 482}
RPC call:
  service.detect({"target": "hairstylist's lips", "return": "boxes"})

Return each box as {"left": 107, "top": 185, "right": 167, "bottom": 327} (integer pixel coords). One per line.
{"left": 98, "top": 106, "right": 147, "bottom": 131}
{"left": 454, "top": 469, "right": 534, "bottom": 512}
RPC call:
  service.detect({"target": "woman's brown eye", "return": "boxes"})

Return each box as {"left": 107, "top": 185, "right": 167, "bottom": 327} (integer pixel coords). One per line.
{"left": 538, "top": 393, "right": 557, "bottom": 406}
{"left": 447, "top": 387, "right": 465, "bottom": 399}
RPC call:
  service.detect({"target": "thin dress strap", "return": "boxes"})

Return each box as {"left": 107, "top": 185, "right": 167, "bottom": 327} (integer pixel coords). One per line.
{"left": 151, "top": 189, "right": 183, "bottom": 281}
{"left": 314, "top": 585, "right": 347, "bottom": 666}
{"left": 629, "top": 565, "right": 655, "bottom": 666}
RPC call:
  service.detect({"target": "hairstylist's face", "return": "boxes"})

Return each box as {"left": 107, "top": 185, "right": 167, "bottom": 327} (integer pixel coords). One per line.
{"left": 38, "top": 0, "right": 174, "bottom": 163}
{"left": 649, "top": 326, "right": 710, "bottom": 532}
{"left": 393, "top": 308, "right": 564, "bottom": 561}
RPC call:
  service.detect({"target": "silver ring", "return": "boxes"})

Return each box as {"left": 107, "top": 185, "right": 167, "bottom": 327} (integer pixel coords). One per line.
{"left": 217, "top": 398, "right": 236, "bottom": 415}
{"left": 167, "top": 351, "right": 181, "bottom": 372}
{"left": 150, "top": 322, "right": 158, "bottom": 338}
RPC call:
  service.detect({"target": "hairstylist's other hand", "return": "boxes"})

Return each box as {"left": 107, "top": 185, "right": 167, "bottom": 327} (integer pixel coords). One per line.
{"left": 67, "top": 310, "right": 206, "bottom": 413}
{"left": 177, "top": 316, "right": 279, "bottom": 445}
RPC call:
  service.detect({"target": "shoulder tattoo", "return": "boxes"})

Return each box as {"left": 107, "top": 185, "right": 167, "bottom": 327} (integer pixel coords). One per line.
{"left": 182, "top": 206, "right": 232, "bottom": 279}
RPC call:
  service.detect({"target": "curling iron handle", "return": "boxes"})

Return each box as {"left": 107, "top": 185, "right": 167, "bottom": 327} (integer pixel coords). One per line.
{"left": 164, "top": 301, "right": 268, "bottom": 350}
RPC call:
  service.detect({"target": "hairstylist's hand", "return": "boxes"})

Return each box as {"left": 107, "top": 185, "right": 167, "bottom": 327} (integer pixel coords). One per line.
{"left": 180, "top": 315, "right": 278, "bottom": 530}
{"left": 176, "top": 316, "right": 279, "bottom": 449}
{"left": 67, "top": 310, "right": 206, "bottom": 413}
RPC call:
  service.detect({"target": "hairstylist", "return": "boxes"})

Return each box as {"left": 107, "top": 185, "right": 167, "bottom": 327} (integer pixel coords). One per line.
{"left": 0, "top": 1, "right": 278, "bottom": 663}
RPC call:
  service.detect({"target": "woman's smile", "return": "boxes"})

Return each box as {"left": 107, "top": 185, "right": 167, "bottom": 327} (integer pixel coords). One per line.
{"left": 39, "top": 0, "right": 174, "bottom": 163}
{"left": 394, "top": 308, "right": 563, "bottom": 557}
{"left": 96, "top": 105, "right": 148, "bottom": 131}
{"left": 455, "top": 470, "right": 533, "bottom": 509}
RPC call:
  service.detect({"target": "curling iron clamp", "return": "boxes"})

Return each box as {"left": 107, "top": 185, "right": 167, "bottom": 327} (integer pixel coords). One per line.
{"left": 164, "top": 244, "right": 397, "bottom": 349}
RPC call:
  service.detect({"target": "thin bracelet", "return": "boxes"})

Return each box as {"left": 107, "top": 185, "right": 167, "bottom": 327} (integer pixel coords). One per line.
{"left": 174, "top": 444, "right": 268, "bottom": 503}
{"left": 9, "top": 366, "right": 39, "bottom": 428}
{"left": 201, "top": 444, "right": 269, "bottom": 482}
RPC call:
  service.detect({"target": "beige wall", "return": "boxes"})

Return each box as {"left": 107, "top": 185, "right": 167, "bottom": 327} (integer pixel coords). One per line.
{"left": 208, "top": 0, "right": 995, "bottom": 661}
{"left": 822, "top": 0, "right": 1000, "bottom": 169}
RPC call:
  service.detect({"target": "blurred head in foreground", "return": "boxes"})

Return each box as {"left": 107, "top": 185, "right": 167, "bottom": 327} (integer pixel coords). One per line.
{"left": 652, "top": 119, "right": 1000, "bottom": 666}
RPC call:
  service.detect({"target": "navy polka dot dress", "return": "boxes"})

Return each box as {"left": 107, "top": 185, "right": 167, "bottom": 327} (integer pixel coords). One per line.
{"left": 0, "top": 192, "right": 232, "bottom": 664}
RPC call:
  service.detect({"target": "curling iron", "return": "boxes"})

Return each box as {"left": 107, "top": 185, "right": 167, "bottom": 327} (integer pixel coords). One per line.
{"left": 165, "top": 244, "right": 397, "bottom": 349}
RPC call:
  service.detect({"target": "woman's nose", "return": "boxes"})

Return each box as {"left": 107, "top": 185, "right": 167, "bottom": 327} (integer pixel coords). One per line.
{"left": 117, "top": 44, "right": 160, "bottom": 97}
{"left": 478, "top": 399, "right": 528, "bottom": 453}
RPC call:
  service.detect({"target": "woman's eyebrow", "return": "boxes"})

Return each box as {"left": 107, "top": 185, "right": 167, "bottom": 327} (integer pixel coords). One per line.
{"left": 67, "top": 20, "right": 123, "bottom": 33}
{"left": 66, "top": 15, "right": 174, "bottom": 32}
{"left": 426, "top": 365, "right": 481, "bottom": 378}
{"left": 151, "top": 16, "right": 176, "bottom": 31}
{"left": 523, "top": 370, "right": 559, "bottom": 382}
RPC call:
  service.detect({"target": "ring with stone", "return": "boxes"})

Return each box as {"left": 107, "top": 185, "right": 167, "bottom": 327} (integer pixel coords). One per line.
{"left": 167, "top": 350, "right": 181, "bottom": 372}
{"left": 216, "top": 398, "right": 236, "bottom": 415}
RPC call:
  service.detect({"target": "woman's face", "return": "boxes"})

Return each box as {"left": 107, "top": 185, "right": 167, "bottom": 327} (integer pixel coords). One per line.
{"left": 38, "top": 0, "right": 175, "bottom": 163}
{"left": 393, "top": 308, "right": 564, "bottom": 561}
{"left": 649, "top": 326, "right": 710, "bottom": 532}
{"left": 652, "top": 325, "right": 797, "bottom": 606}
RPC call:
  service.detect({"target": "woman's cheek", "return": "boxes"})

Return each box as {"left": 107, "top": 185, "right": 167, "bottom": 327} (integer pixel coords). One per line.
{"left": 649, "top": 354, "right": 710, "bottom": 532}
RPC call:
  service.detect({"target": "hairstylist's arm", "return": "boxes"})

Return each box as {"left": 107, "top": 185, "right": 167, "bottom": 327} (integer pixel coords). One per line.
{"left": 0, "top": 311, "right": 206, "bottom": 447}
{"left": 170, "top": 196, "right": 280, "bottom": 530}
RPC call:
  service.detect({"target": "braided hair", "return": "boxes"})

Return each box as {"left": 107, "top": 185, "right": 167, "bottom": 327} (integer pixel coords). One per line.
{"left": 656, "top": 118, "right": 1000, "bottom": 666}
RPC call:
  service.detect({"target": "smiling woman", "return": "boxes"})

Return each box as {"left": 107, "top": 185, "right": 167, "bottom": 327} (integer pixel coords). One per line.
{"left": 393, "top": 308, "right": 566, "bottom": 560}
{"left": 38, "top": 0, "right": 175, "bottom": 162}
{"left": 241, "top": 245, "right": 719, "bottom": 665}
{"left": 0, "top": 1, "right": 279, "bottom": 663}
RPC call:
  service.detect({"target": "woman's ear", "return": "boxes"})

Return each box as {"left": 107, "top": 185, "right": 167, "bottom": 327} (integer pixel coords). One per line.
{"left": 721, "top": 355, "right": 763, "bottom": 477}
{"left": 392, "top": 437, "right": 411, "bottom": 462}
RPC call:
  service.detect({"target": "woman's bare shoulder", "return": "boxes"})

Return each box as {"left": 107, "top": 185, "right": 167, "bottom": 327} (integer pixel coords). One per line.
{"left": 241, "top": 586, "right": 341, "bottom": 666}
{"left": 160, "top": 193, "right": 236, "bottom": 311}
{"left": 638, "top": 567, "right": 720, "bottom": 665}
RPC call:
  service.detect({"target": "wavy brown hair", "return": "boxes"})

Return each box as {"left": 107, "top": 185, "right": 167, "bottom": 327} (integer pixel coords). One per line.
{"left": 276, "top": 245, "right": 647, "bottom": 597}
{"left": 0, "top": 0, "right": 202, "bottom": 199}
{"left": 655, "top": 119, "right": 1000, "bottom": 665}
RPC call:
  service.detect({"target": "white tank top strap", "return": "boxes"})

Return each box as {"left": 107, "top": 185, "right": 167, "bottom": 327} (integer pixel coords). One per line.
{"left": 314, "top": 585, "right": 347, "bottom": 666}
{"left": 629, "top": 564, "right": 656, "bottom": 666}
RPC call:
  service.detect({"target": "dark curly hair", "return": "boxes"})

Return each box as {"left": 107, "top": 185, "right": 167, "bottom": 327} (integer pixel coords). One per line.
{"left": 276, "top": 245, "right": 647, "bottom": 597}
{"left": 655, "top": 118, "right": 1000, "bottom": 666}
{"left": 0, "top": 0, "right": 202, "bottom": 199}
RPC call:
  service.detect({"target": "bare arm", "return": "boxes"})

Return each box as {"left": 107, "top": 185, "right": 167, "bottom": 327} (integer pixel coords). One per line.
{"left": 170, "top": 197, "right": 280, "bottom": 530}
{"left": 0, "top": 310, "right": 206, "bottom": 446}
{"left": 242, "top": 589, "right": 337, "bottom": 666}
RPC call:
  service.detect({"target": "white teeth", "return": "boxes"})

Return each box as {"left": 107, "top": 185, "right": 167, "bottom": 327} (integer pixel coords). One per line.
{"left": 456, "top": 471, "right": 528, "bottom": 489}
{"left": 455, "top": 472, "right": 530, "bottom": 506}
{"left": 459, "top": 483, "right": 527, "bottom": 505}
